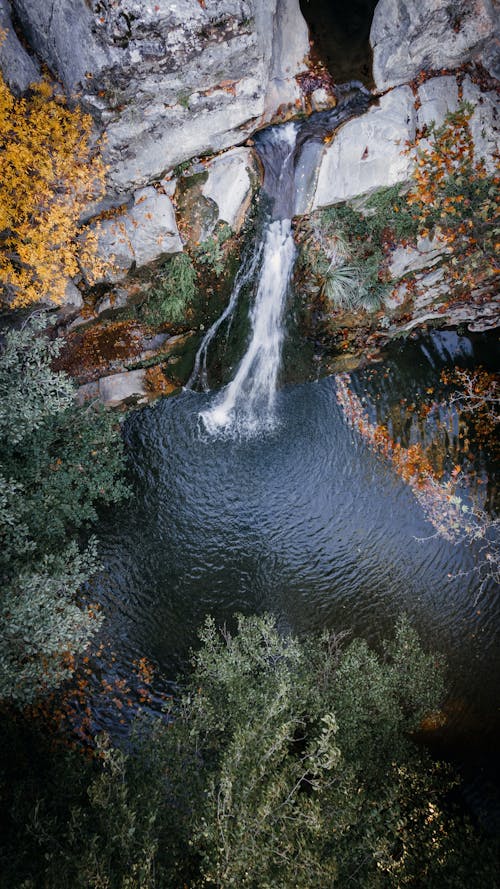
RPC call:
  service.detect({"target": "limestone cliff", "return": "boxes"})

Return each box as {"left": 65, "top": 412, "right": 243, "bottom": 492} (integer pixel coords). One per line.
{"left": 5, "top": 0, "right": 309, "bottom": 196}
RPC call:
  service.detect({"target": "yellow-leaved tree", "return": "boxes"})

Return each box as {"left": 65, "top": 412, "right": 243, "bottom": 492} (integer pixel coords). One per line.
{"left": 0, "top": 59, "right": 106, "bottom": 307}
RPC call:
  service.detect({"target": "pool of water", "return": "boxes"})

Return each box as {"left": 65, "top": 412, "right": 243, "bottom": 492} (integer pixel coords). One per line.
{"left": 95, "top": 329, "right": 499, "bottom": 818}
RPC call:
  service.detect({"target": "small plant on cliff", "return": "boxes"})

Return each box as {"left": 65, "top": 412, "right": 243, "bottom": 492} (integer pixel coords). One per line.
{"left": 407, "top": 102, "right": 499, "bottom": 294}
{"left": 142, "top": 253, "right": 197, "bottom": 327}
{"left": 301, "top": 217, "right": 387, "bottom": 313}
{"left": 0, "top": 71, "right": 106, "bottom": 307}
{"left": 193, "top": 222, "right": 233, "bottom": 277}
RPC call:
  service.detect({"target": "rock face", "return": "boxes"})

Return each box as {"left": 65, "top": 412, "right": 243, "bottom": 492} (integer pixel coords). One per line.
{"left": 175, "top": 147, "right": 261, "bottom": 243}
{"left": 311, "top": 72, "right": 499, "bottom": 211}
{"left": 82, "top": 186, "right": 183, "bottom": 284}
{"left": 8, "top": 0, "right": 309, "bottom": 195}
{"left": 371, "top": 0, "right": 500, "bottom": 91}
{"left": 0, "top": 0, "right": 39, "bottom": 93}
{"left": 312, "top": 87, "right": 416, "bottom": 209}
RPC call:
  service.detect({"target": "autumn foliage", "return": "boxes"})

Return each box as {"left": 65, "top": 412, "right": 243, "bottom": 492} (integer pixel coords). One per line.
{"left": 407, "top": 103, "right": 500, "bottom": 294}
{"left": 0, "top": 69, "right": 106, "bottom": 307}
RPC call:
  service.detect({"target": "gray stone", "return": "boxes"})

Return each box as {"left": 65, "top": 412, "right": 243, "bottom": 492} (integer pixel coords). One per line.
{"left": 312, "top": 87, "right": 416, "bottom": 209}
{"left": 75, "top": 381, "right": 99, "bottom": 406}
{"left": 62, "top": 280, "right": 84, "bottom": 309}
{"left": 0, "top": 0, "right": 40, "bottom": 93}
{"left": 371, "top": 0, "right": 498, "bottom": 91}
{"left": 42, "top": 279, "right": 84, "bottom": 310}
{"left": 417, "top": 76, "right": 459, "bottom": 129}
{"left": 389, "top": 234, "right": 448, "bottom": 279}
{"left": 11, "top": 0, "right": 309, "bottom": 195}
{"left": 462, "top": 76, "right": 500, "bottom": 172}
{"left": 98, "top": 369, "right": 147, "bottom": 407}
{"left": 201, "top": 148, "right": 260, "bottom": 231}
{"left": 95, "top": 289, "right": 130, "bottom": 315}
{"left": 82, "top": 187, "right": 182, "bottom": 284}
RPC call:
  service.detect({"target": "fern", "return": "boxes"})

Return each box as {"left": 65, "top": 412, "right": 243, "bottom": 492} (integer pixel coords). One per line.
{"left": 142, "top": 253, "right": 197, "bottom": 326}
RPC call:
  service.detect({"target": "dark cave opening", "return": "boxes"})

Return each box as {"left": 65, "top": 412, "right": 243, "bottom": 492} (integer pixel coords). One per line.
{"left": 299, "top": 0, "right": 379, "bottom": 87}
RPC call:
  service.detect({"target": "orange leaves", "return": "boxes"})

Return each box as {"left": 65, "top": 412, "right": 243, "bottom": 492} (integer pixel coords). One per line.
{"left": 0, "top": 74, "right": 107, "bottom": 307}
{"left": 405, "top": 104, "right": 499, "bottom": 298}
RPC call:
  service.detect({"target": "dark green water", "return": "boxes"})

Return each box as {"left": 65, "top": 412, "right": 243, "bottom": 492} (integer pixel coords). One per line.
{"left": 95, "top": 329, "right": 499, "bottom": 818}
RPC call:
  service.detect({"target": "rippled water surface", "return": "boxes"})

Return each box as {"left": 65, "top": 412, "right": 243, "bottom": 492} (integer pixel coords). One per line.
{"left": 96, "top": 331, "right": 499, "bottom": 814}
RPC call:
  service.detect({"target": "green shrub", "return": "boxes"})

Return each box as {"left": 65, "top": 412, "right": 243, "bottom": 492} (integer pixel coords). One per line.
{"left": 142, "top": 253, "right": 197, "bottom": 326}
{"left": 2, "top": 614, "right": 498, "bottom": 888}
{"left": 193, "top": 222, "right": 233, "bottom": 277}
{"left": 0, "top": 316, "right": 128, "bottom": 705}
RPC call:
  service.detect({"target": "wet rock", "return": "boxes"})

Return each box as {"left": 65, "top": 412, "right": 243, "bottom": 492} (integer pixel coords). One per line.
{"left": 371, "top": 0, "right": 498, "bottom": 91}
{"left": 9, "top": 0, "right": 308, "bottom": 195}
{"left": 0, "top": 0, "right": 40, "bottom": 93}
{"left": 98, "top": 369, "right": 147, "bottom": 407}
{"left": 312, "top": 87, "right": 416, "bottom": 208}
{"left": 82, "top": 187, "right": 182, "bottom": 284}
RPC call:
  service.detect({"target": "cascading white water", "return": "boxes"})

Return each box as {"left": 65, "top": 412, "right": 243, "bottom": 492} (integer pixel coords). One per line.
{"left": 191, "top": 92, "right": 372, "bottom": 436}
{"left": 200, "top": 123, "right": 298, "bottom": 435}
{"left": 187, "top": 241, "right": 264, "bottom": 392}
{"left": 201, "top": 219, "right": 296, "bottom": 435}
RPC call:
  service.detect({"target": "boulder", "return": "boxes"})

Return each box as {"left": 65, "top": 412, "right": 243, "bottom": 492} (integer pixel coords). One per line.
{"left": 371, "top": 0, "right": 499, "bottom": 92}
{"left": 201, "top": 148, "right": 260, "bottom": 231}
{"left": 82, "top": 187, "right": 182, "bottom": 284}
{"left": 416, "top": 76, "right": 459, "bottom": 128}
{"left": 9, "top": 0, "right": 309, "bottom": 195}
{"left": 312, "top": 87, "right": 416, "bottom": 209}
{"left": 176, "top": 146, "right": 261, "bottom": 243}
{"left": 0, "top": 0, "right": 40, "bottom": 94}
{"left": 98, "top": 369, "right": 147, "bottom": 407}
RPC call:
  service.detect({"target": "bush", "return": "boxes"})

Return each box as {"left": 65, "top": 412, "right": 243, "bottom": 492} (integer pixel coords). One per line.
{"left": 0, "top": 74, "right": 106, "bottom": 307}
{"left": 4, "top": 615, "right": 498, "bottom": 888}
{"left": 0, "top": 317, "right": 128, "bottom": 704}
{"left": 141, "top": 253, "right": 197, "bottom": 326}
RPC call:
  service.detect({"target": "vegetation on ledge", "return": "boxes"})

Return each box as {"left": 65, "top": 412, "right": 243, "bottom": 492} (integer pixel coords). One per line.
{"left": 297, "top": 104, "right": 499, "bottom": 350}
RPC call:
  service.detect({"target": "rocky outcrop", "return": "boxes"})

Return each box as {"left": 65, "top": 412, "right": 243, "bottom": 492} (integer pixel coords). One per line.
{"left": 175, "top": 147, "right": 261, "bottom": 244}
{"left": 0, "top": 0, "right": 39, "bottom": 93}
{"left": 97, "top": 368, "right": 148, "bottom": 407}
{"left": 81, "top": 186, "right": 183, "bottom": 285}
{"left": 370, "top": 0, "right": 500, "bottom": 91}
{"left": 311, "top": 72, "right": 499, "bottom": 210}
{"left": 8, "top": 0, "right": 308, "bottom": 196}
{"left": 312, "top": 87, "right": 416, "bottom": 209}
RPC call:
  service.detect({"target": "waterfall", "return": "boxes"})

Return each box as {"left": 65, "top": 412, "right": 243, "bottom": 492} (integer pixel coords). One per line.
{"left": 200, "top": 123, "right": 298, "bottom": 435}
{"left": 190, "top": 89, "right": 372, "bottom": 436}
{"left": 187, "top": 240, "right": 263, "bottom": 392}
{"left": 201, "top": 219, "right": 295, "bottom": 435}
